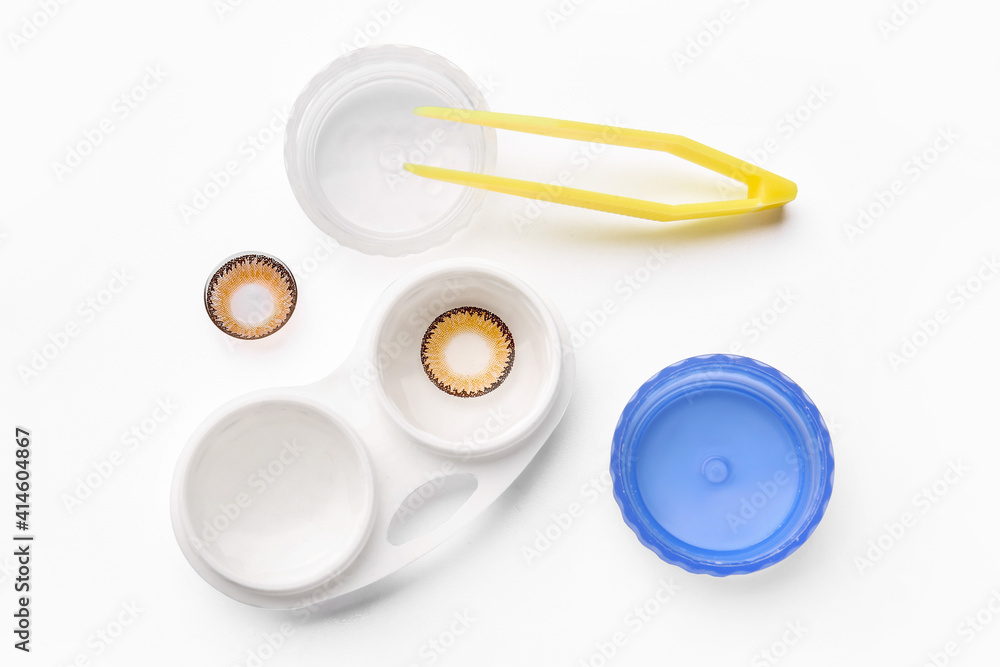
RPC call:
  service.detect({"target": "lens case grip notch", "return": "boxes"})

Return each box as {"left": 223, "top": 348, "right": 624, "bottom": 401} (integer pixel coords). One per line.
{"left": 171, "top": 259, "right": 574, "bottom": 609}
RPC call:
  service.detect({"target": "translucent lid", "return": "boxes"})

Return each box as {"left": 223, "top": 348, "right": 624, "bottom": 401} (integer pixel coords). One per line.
{"left": 284, "top": 45, "right": 496, "bottom": 256}
{"left": 611, "top": 355, "right": 834, "bottom": 575}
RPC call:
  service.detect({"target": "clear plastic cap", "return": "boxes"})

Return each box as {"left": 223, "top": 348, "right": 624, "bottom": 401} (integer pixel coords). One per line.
{"left": 284, "top": 45, "right": 497, "bottom": 256}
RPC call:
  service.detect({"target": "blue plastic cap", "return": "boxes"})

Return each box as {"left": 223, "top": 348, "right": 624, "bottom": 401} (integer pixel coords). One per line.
{"left": 611, "top": 355, "right": 834, "bottom": 576}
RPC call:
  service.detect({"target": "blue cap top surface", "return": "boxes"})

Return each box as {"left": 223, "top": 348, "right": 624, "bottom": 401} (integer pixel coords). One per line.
{"left": 611, "top": 354, "right": 834, "bottom": 576}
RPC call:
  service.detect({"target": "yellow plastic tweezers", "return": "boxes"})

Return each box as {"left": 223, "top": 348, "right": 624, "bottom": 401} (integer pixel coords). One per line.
{"left": 404, "top": 107, "right": 797, "bottom": 223}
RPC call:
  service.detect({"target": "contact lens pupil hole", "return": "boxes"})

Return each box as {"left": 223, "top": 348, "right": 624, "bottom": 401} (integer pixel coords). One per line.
{"left": 229, "top": 283, "right": 274, "bottom": 325}
{"left": 444, "top": 332, "right": 491, "bottom": 376}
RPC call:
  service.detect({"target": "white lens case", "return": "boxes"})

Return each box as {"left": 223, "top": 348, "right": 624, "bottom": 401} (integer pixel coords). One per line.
{"left": 171, "top": 259, "right": 573, "bottom": 608}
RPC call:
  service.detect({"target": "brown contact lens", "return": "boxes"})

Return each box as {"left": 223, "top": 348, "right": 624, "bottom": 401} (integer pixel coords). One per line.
{"left": 421, "top": 306, "right": 515, "bottom": 398}
{"left": 204, "top": 253, "right": 297, "bottom": 340}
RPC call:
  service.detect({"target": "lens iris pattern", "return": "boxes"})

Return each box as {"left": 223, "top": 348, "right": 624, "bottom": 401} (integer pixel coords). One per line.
{"left": 421, "top": 306, "right": 514, "bottom": 398}
{"left": 205, "top": 254, "right": 297, "bottom": 340}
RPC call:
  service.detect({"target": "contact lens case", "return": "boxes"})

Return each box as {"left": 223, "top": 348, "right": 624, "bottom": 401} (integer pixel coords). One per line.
{"left": 171, "top": 259, "right": 573, "bottom": 608}
{"left": 611, "top": 355, "right": 833, "bottom": 575}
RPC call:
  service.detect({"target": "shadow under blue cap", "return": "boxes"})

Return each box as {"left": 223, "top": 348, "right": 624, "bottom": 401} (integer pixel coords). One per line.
{"left": 611, "top": 354, "right": 834, "bottom": 576}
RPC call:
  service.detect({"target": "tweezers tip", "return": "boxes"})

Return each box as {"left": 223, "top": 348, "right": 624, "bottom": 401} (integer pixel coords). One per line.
{"left": 412, "top": 106, "right": 443, "bottom": 118}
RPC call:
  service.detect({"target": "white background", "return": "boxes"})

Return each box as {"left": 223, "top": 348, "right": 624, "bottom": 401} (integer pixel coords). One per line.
{"left": 3, "top": 0, "right": 1000, "bottom": 665}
